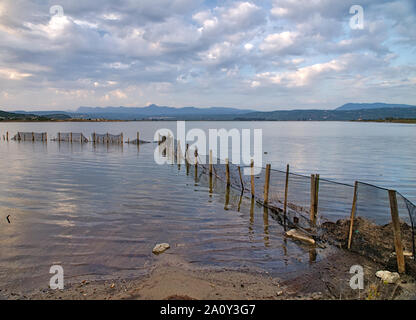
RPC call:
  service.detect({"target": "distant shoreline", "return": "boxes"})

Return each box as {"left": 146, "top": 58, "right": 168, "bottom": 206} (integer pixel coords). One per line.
{"left": 1, "top": 118, "right": 416, "bottom": 123}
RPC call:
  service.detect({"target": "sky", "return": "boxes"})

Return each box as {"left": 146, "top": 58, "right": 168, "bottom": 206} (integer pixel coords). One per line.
{"left": 0, "top": 0, "right": 415, "bottom": 111}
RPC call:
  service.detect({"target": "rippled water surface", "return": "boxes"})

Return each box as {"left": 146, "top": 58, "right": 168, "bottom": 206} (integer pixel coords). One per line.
{"left": 0, "top": 121, "right": 415, "bottom": 291}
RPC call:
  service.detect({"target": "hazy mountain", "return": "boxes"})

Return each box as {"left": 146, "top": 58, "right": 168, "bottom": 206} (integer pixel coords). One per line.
{"left": 76, "top": 104, "right": 254, "bottom": 119}
{"left": 336, "top": 103, "right": 416, "bottom": 111}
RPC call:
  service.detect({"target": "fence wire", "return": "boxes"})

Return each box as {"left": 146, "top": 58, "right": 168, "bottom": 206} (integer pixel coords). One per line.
{"left": 12, "top": 132, "right": 47, "bottom": 141}
{"left": 51, "top": 132, "right": 88, "bottom": 143}
{"left": 163, "top": 139, "right": 416, "bottom": 271}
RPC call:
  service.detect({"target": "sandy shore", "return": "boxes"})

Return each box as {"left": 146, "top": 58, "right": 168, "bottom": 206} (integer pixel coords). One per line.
{"left": 2, "top": 249, "right": 415, "bottom": 300}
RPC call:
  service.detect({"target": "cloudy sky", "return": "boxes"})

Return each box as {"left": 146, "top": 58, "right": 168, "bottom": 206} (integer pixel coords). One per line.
{"left": 0, "top": 0, "right": 415, "bottom": 111}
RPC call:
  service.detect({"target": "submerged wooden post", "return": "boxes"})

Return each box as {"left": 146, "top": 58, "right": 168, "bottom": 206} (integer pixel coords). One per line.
{"left": 348, "top": 181, "right": 358, "bottom": 249}
{"left": 32, "top": 132, "right": 34, "bottom": 142}
{"left": 70, "top": 132, "right": 73, "bottom": 143}
{"left": 284, "top": 164, "right": 289, "bottom": 215}
{"left": 194, "top": 148, "right": 198, "bottom": 178}
{"left": 225, "top": 158, "right": 230, "bottom": 186}
{"left": 238, "top": 166, "right": 244, "bottom": 191}
{"left": 137, "top": 132, "right": 140, "bottom": 143}
{"left": 6, "top": 131, "right": 8, "bottom": 141}
{"left": 389, "top": 190, "right": 406, "bottom": 274}
{"left": 250, "top": 159, "right": 255, "bottom": 198}
{"left": 120, "top": 133, "right": 123, "bottom": 144}
{"left": 58, "top": 132, "right": 61, "bottom": 142}
{"left": 264, "top": 164, "right": 271, "bottom": 204}
{"left": 106, "top": 133, "right": 109, "bottom": 144}
{"left": 209, "top": 150, "right": 213, "bottom": 176}
{"left": 45, "top": 132, "right": 48, "bottom": 142}
{"left": 177, "top": 140, "right": 182, "bottom": 165}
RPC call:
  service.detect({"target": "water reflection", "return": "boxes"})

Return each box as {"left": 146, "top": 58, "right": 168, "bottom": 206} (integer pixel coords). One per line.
{"left": 2, "top": 120, "right": 410, "bottom": 292}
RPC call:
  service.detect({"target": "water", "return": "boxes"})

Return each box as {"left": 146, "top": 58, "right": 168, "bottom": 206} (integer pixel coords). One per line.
{"left": 0, "top": 121, "right": 414, "bottom": 292}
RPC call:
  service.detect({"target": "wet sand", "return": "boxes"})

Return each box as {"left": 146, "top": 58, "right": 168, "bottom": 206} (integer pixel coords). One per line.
{"left": 2, "top": 249, "right": 415, "bottom": 300}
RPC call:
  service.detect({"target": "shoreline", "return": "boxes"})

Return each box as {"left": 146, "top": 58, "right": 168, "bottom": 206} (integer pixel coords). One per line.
{"left": 3, "top": 248, "right": 415, "bottom": 300}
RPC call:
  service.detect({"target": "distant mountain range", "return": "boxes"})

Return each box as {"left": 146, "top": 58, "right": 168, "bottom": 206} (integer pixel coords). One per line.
{"left": 4, "top": 102, "right": 416, "bottom": 121}
{"left": 336, "top": 103, "right": 416, "bottom": 111}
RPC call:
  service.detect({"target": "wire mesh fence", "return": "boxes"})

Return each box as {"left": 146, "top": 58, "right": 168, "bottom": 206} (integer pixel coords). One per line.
{"left": 92, "top": 133, "right": 123, "bottom": 144}
{"left": 162, "top": 138, "right": 416, "bottom": 273}
{"left": 51, "top": 132, "right": 88, "bottom": 143}
{"left": 12, "top": 132, "right": 47, "bottom": 141}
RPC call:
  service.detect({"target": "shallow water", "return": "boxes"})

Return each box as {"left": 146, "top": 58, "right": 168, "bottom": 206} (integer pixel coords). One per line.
{"left": 0, "top": 121, "right": 414, "bottom": 292}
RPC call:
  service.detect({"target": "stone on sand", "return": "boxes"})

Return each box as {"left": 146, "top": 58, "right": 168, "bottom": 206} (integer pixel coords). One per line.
{"left": 153, "top": 243, "right": 170, "bottom": 254}
{"left": 375, "top": 270, "right": 400, "bottom": 284}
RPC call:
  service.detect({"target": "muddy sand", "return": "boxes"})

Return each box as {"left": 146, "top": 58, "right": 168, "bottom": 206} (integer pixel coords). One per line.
{"left": 2, "top": 248, "right": 415, "bottom": 300}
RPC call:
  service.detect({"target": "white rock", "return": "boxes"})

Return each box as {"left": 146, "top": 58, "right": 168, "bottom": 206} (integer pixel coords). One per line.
{"left": 285, "top": 229, "right": 315, "bottom": 245}
{"left": 152, "top": 243, "right": 170, "bottom": 254}
{"left": 375, "top": 270, "right": 400, "bottom": 284}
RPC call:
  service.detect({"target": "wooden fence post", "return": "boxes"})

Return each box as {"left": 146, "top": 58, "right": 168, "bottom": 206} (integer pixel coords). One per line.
{"left": 238, "top": 166, "right": 244, "bottom": 191}
{"left": 310, "top": 174, "right": 320, "bottom": 225}
{"left": 264, "top": 164, "right": 271, "bottom": 204}
{"left": 225, "top": 158, "right": 230, "bottom": 186}
{"left": 209, "top": 150, "right": 213, "bottom": 177}
{"left": 348, "top": 181, "right": 358, "bottom": 249}
{"left": 284, "top": 164, "right": 289, "bottom": 215}
{"left": 250, "top": 160, "right": 255, "bottom": 198}
{"left": 388, "top": 190, "right": 406, "bottom": 274}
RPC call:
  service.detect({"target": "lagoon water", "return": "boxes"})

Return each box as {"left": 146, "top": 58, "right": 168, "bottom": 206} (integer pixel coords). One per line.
{"left": 0, "top": 121, "right": 415, "bottom": 292}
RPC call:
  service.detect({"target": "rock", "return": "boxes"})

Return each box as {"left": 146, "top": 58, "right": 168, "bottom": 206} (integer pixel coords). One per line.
{"left": 152, "top": 243, "right": 170, "bottom": 254}
{"left": 375, "top": 270, "right": 400, "bottom": 284}
{"left": 285, "top": 229, "right": 315, "bottom": 245}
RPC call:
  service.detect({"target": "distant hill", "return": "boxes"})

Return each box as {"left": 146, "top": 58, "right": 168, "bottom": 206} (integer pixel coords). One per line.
{"left": 75, "top": 104, "right": 254, "bottom": 120}
{"left": 232, "top": 107, "right": 416, "bottom": 121}
{"left": 336, "top": 103, "right": 416, "bottom": 111}
{"left": 0, "top": 110, "right": 70, "bottom": 121}
{"left": 6, "top": 102, "right": 416, "bottom": 121}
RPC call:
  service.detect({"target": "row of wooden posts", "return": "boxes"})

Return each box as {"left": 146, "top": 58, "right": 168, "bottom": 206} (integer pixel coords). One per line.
{"left": 184, "top": 143, "right": 408, "bottom": 274}
{"left": 2, "top": 131, "right": 142, "bottom": 143}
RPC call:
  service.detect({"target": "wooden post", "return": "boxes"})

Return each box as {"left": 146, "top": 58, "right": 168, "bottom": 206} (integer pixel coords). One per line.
{"left": 185, "top": 143, "right": 189, "bottom": 174}
{"left": 238, "top": 166, "right": 244, "bottom": 191}
{"left": 264, "top": 164, "right": 271, "bottom": 204}
{"left": 348, "top": 181, "right": 358, "bottom": 249}
{"left": 106, "top": 133, "right": 109, "bottom": 144}
{"left": 120, "top": 133, "right": 123, "bottom": 144}
{"left": 225, "top": 158, "right": 230, "bottom": 186}
{"left": 284, "top": 164, "right": 289, "bottom": 215}
{"left": 194, "top": 148, "right": 198, "bottom": 178}
{"left": 209, "top": 150, "right": 213, "bottom": 176}
{"left": 70, "top": 132, "right": 73, "bottom": 143}
{"left": 6, "top": 131, "right": 8, "bottom": 141}
{"left": 389, "top": 190, "right": 406, "bottom": 274}
{"left": 58, "top": 132, "right": 61, "bottom": 142}
{"left": 177, "top": 140, "right": 182, "bottom": 164}
{"left": 310, "top": 174, "right": 317, "bottom": 225}
{"left": 250, "top": 159, "right": 255, "bottom": 198}
{"left": 45, "top": 132, "right": 47, "bottom": 142}
{"left": 137, "top": 132, "right": 140, "bottom": 143}
{"left": 32, "top": 132, "right": 34, "bottom": 142}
